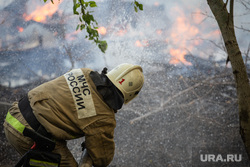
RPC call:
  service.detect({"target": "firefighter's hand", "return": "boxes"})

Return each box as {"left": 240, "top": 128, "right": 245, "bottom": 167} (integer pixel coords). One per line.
{"left": 79, "top": 149, "right": 93, "bottom": 167}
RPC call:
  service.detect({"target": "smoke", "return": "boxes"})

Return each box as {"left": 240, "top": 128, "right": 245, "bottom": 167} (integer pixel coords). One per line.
{"left": 0, "top": 0, "right": 249, "bottom": 87}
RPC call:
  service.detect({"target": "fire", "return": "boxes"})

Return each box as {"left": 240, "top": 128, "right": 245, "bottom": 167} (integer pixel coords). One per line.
{"left": 203, "top": 29, "right": 221, "bottom": 39}
{"left": 65, "top": 30, "right": 81, "bottom": 41}
{"left": 135, "top": 40, "right": 143, "bottom": 47}
{"left": 135, "top": 40, "right": 149, "bottom": 47}
{"left": 154, "top": 2, "right": 160, "bottom": 7}
{"left": 115, "top": 24, "right": 130, "bottom": 36}
{"left": 156, "top": 29, "right": 162, "bottom": 35}
{"left": 169, "top": 48, "right": 192, "bottom": 66}
{"left": 23, "top": 0, "right": 62, "bottom": 23}
{"left": 192, "top": 9, "right": 204, "bottom": 24}
{"left": 97, "top": 26, "right": 107, "bottom": 35}
{"left": 167, "top": 6, "right": 203, "bottom": 66}
{"left": 116, "top": 29, "right": 127, "bottom": 36}
{"left": 17, "top": 26, "right": 24, "bottom": 32}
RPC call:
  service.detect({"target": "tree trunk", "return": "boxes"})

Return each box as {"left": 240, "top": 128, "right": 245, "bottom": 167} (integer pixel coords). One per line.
{"left": 207, "top": 0, "right": 250, "bottom": 158}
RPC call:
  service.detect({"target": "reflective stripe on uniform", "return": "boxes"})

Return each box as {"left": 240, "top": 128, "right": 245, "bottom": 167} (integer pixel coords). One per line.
{"left": 5, "top": 112, "right": 26, "bottom": 134}
{"left": 30, "top": 159, "right": 59, "bottom": 167}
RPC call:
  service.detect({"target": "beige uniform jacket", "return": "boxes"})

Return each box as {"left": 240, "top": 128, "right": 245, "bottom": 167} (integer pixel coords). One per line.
{"left": 28, "top": 68, "right": 116, "bottom": 167}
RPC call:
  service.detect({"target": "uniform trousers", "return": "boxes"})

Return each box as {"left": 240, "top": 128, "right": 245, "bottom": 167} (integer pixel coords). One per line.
{"left": 3, "top": 102, "right": 78, "bottom": 167}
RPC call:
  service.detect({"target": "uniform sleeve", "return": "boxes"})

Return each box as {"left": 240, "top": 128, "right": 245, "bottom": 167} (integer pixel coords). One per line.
{"left": 83, "top": 117, "right": 116, "bottom": 167}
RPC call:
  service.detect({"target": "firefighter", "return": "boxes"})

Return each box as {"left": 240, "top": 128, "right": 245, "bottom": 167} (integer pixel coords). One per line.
{"left": 3, "top": 63, "right": 144, "bottom": 167}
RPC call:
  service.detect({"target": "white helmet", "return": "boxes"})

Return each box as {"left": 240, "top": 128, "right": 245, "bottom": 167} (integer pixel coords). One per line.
{"left": 107, "top": 63, "right": 144, "bottom": 104}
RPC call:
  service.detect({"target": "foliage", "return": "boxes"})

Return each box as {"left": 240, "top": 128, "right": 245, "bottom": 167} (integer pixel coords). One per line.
{"left": 133, "top": 0, "right": 143, "bottom": 12}
{"left": 43, "top": 0, "right": 143, "bottom": 53}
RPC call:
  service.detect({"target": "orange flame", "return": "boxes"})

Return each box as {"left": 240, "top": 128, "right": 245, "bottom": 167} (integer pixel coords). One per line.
{"left": 169, "top": 48, "right": 192, "bottom": 66}
{"left": 23, "top": 0, "right": 62, "bottom": 23}
{"left": 116, "top": 29, "right": 127, "bottom": 36}
{"left": 135, "top": 40, "right": 143, "bottom": 47}
{"left": 154, "top": 2, "right": 160, "bottom": 7}
{"left": 17, "top": 26, "right": 24, "bottom": 32}
{"left": 97, "top": 26, "right": 107, "bottom": 35}
{"left": 156, "top": 29, "right": 162, "bottom": 35}
{"left": 65, "top": 30, "right": 81, "bottom": 41}
{"left": 135, "top": 40, "right": 149, "bottom": 47}
{"left": 167, "top": 7, "right": 204, "bottom": 66}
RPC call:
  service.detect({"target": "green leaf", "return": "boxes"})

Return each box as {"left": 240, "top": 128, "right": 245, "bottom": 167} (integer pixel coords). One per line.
{"left": 89, "top": 1, "right": 97, "bottom": 7}
{"left": 73, "top": 3, "right": 80, "bottom": 15}
{"left": 89, "top": 14, "right": 94, "bottom": 21}
{"left": 98, "top": 40, "right": 108, "bottom": 53}
{"left": 134, "top": 6, "right": 138, "bottom": 12}
{"left": 138, "top": 4, "right": 143, "bottom": 10}
{"left": 93, "top": 29, "right": 98, "bottom": 37}
{"left": 80, "top": 0, "right": 84, "bottom": 4}
{"left": 86, "top": 25, "right": 92, "bottom": 34}
{"left": 85, "top": 2, "right": 89, "bottom": 7}
{"left": 133, "top": 0, "right": 143, "bottom": 12}
{"left": 80, "top": 24, "right": 85, "bottom": 30}
{"left": 76, "top": 24, "right": 80, "bottom": 31}
{"left": 134, "top": 1, "right": 139, "bottom": 6}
